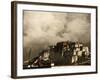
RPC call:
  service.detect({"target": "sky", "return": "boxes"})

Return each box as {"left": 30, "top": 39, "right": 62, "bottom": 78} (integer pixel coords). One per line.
{"left": 23, "top": 10, "right": 90, "bottom": 61}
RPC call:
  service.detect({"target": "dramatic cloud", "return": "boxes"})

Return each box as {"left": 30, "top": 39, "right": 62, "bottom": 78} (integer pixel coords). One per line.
{"left": 23, "top": 11, "right": 90, "bottom": 61}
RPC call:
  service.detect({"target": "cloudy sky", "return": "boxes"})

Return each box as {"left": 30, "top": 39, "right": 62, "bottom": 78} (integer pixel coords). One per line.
{"left": 23, "top": 10, "right": 90, "bottom": 61}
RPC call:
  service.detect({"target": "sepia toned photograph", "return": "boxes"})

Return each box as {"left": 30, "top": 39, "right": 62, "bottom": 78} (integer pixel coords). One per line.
{"left": 11, "top": 1, "right": 97, "bottom": 78}
{"left": 23, "top": 11, "right": 91, "bottom": 69}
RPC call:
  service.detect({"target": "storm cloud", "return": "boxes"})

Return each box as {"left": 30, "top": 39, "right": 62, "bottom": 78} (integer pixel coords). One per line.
{"left": 23, "top": 11, "right": 90, "bottom": 61}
